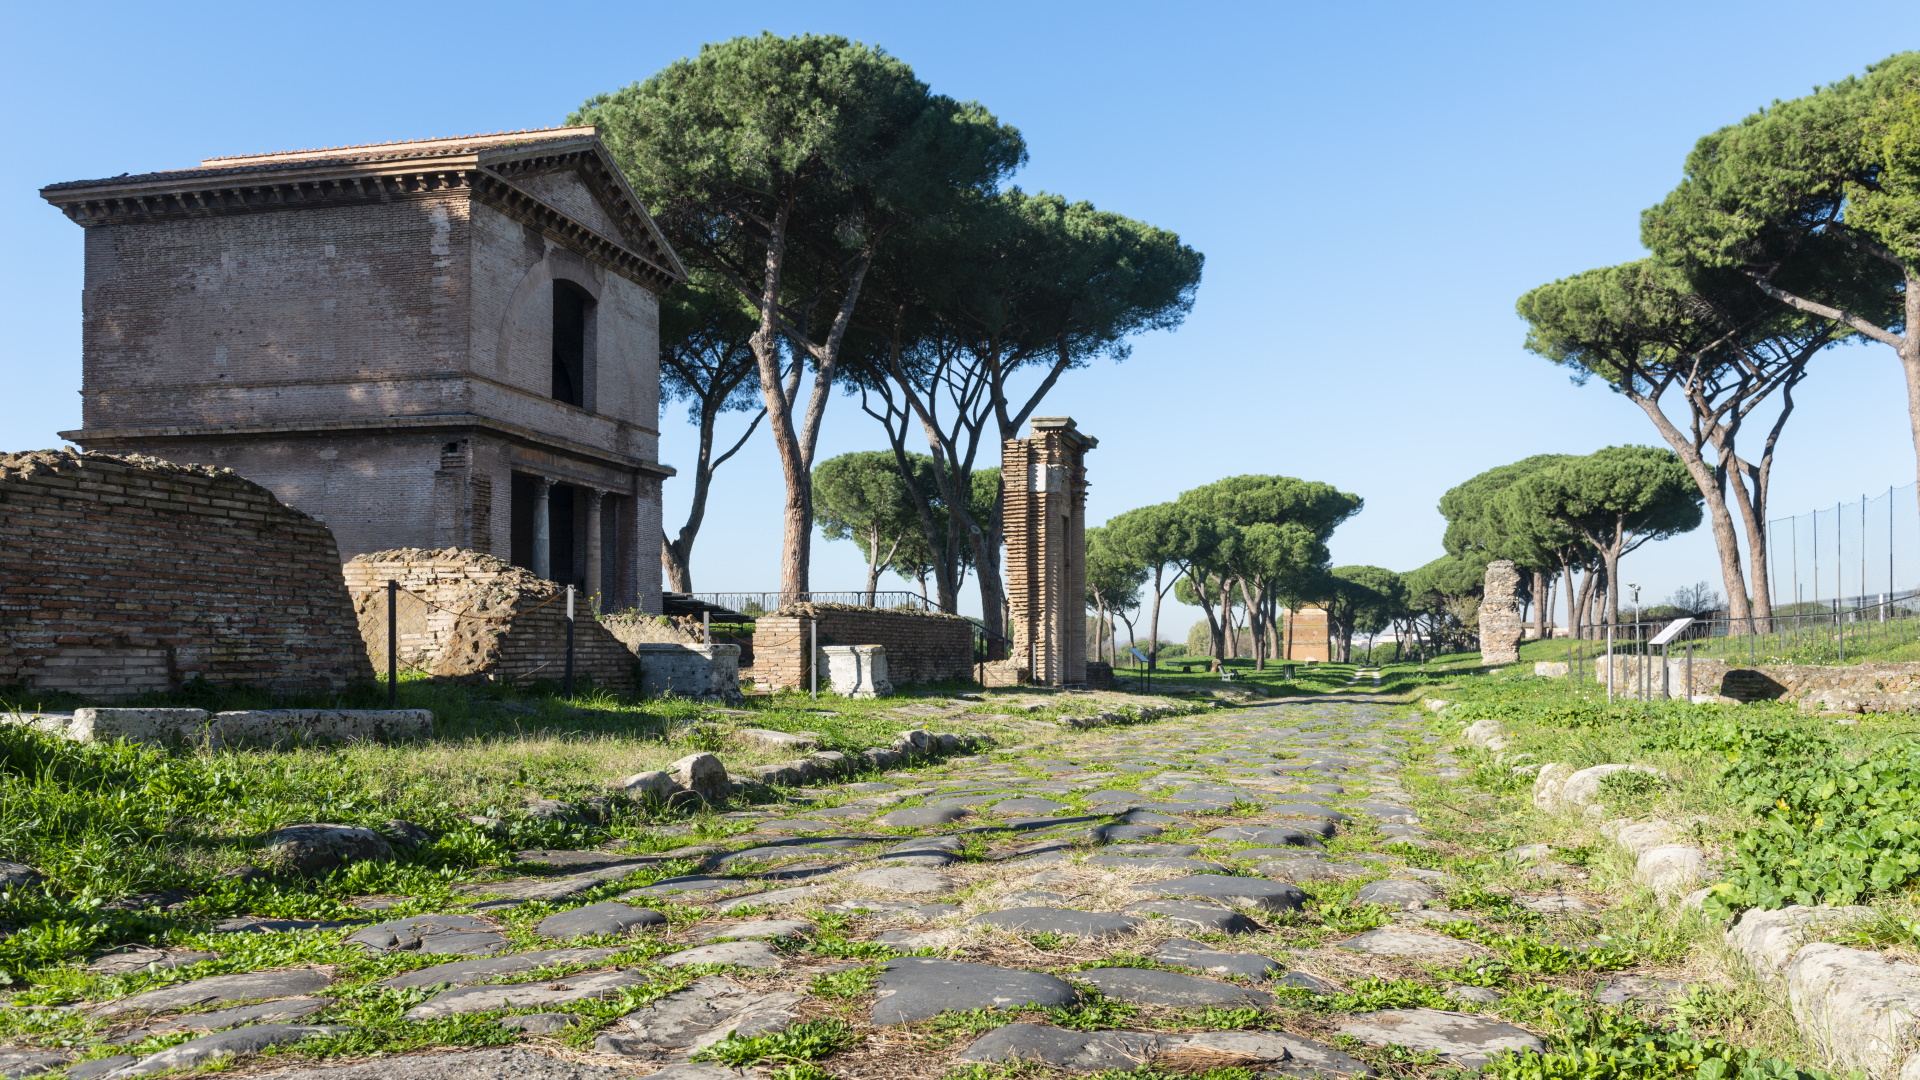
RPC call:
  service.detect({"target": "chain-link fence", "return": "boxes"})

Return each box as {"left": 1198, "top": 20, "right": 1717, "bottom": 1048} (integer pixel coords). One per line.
{"left": 1766, "top": 483, "right": 1920, "bottom": 614}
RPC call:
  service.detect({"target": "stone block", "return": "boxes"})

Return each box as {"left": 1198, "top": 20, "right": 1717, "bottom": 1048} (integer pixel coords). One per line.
{"left": 632, "top": 644, "right": 741, "bottom": 701}
{"left": 823, "top": 645, "right": 891, "bottom": 698}
{"left": 669, "top": 753, "right": 729, "bottom": 804}
{"left": 65, "top": 708, "right": 430, "bottom": 748}
{"left": 1534, "top": 661, "right": 1570, "bottom": 677}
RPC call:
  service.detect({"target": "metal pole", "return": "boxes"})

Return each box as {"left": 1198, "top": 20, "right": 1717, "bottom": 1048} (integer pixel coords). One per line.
{"left": 1661, "top": 642, "right": 1669, "bottom": 700}
{"left": 703, "top": 611, "right": 711, "bottom": 645}
{"left": 1686, "top": 642, "right": 1693, "bottom": 703}
{"left": 386, "top": 579, "right": 398, "bottom": 708}
{"left": 810, "top": 619, "right": 818, "bottom": 699}
{"left": 1606, "top": 623, "right": 1614, "bottom": 704}
{"left": 564, "top": 585, "right": 576, "bottom": 698}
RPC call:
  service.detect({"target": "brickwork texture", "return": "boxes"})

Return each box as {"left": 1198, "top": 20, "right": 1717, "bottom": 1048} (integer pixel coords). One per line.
{"left": 0, "top": 450, "right": 373, "bottom": 698}
{"left": 343, "top": 548, "right": 637, "bottom": 690}
{"left": 748, "top": 605, "right": 974, "bottom": 692}
{"left": 1002, "top": 417, "right": 1095, "bottom": 687}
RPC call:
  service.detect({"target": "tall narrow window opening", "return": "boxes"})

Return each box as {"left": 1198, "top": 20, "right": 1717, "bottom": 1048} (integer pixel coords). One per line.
{"left": 551, "top": 281, "right": 590, "bottom": 407}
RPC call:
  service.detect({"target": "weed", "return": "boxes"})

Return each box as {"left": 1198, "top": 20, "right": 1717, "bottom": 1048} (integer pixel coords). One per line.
{"left": 694, "top": 1018, "right": 856, "bottom": 1065}
{"left": 810, "top": 964, "right": 882, "bottom": 1000}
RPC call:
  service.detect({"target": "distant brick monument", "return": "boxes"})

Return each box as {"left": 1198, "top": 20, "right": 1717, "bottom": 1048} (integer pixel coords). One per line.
{"left": 1481, "top": 559, "right": 1523, "bottom": 665}
{"left": 1002, "top": 417, "right": 1097, "bottom": 687}
{"left": 40, "top": 127, "right": 683, "bottom": 612}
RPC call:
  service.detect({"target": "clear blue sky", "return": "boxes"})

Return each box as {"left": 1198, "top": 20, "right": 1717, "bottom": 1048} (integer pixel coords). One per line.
{"left": 6, "top": 1, "right": 1918, "bottom": 638}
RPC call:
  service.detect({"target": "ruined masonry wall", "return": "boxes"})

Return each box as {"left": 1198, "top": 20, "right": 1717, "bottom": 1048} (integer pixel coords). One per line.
{"left": 1481, "top": 559, "right": 1523, "bottom": 665}
{"left": 343, "top": 548, "right": 635, "bottom": 689}
{"left": 0, "top": 450, "right": 373, "bottom": 698}
{"left": 749, "top": 606, "right": 975, "bottom": 692}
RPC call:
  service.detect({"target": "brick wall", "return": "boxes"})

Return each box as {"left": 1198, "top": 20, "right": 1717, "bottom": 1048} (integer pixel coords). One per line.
{"left": 343, "top": 548, "right": 636, "bottom": 689}
{"left": 1283, "top": 606, "right": 1330, "bottom": 662}
{"left": 0, "top": 450, "right": 373, "bottom": 698}
{"left": 747, "top": 605, "right": 975, "bottom": 692}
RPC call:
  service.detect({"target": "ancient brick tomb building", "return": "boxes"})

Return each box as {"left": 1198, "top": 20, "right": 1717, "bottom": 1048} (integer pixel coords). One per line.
{"left": 0, "top": 451, "right": 373, "bottom": 698}
{"left": 41, "top": 127, "right": 684, "bottom": 613}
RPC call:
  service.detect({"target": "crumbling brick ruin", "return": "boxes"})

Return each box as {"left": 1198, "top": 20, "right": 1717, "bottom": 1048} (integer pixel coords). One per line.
{"left": 749, "top": 605, "right": 975, "bottom": 692}
{"left": 1003, "top": 417, "right": 1096, "bottom": 687}
{"left": 0, "top": 450, "right": 373, "bottom": 698}
{"left": 344, "top": 549, "right": 637, "bottom": 689}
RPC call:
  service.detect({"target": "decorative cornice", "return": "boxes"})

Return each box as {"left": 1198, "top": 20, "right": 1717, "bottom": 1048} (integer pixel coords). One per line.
{"left": 61, "top": 414, "right": 677, "bottom": 479}
{"left": 44, "top": 169, "right": 476, "bottom": 228}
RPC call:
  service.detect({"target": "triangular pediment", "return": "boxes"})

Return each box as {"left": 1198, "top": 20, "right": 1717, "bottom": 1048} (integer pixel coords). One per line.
{"left": 480, "top": 138, "right": 685, "bottom": 284}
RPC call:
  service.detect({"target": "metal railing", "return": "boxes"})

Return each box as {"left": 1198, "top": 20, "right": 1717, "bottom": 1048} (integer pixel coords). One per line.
{"left": 679, "top": 591, "right": 951, "bottom": 615}
{"left": 1551, "top": 591, "right": 1920, "bottom": 677}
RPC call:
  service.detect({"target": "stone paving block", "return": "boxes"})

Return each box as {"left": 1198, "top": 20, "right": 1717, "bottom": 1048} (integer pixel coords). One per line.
{"left": 1130, "top": 875, "right": 1309, "bottom": 912}
{"left": 90, "top": 968, "right": 333, "bottom": 1018}
{"left": 537, "top": 902, "right": 666, "bottom": 939}
{"left": 1336, "top": 929, "right": 1493, "bottom": 961}
{"left": 381, "top": 947, "right": 619, "bottom": 989}
{"left": 405, "top": 968, "right": 650, "bottom": 1018}
{"left": 1336, "top": 1009, "right": 1544, "bottom": 1068}
{"left": 595, "top": 976, "right": 803, "bottom": 1061}
{"left": 100, "top": 1025, "right": 343, "bottom": 1077}
{"left": 1122, "top": 899, "right": 1260, "bottom": 934}
{"left": 1151, "top": 938, "right": 1284, "bottom": 979}
{"left": 872, "top": 958, "right": 1079, "bottom": 1024}
{"left": 1078, "top": 967, "right": 1273, "bottom": 1007}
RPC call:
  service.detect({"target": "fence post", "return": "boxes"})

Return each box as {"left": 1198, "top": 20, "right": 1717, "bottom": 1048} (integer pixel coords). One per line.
{"left": 387, "top": 579, "right": 398, "bottom": 708}
{"left": 564, "top": 585, "right": 576, "bottom": 698}
{"left": 1605, "top": 623, "right": 1614, "bottom": 704}
{"left": 810, "top": 619, "right": 818, "bottom": 699}
{"left": 1686, "top": 643, "right": 1693, "bottom": 703}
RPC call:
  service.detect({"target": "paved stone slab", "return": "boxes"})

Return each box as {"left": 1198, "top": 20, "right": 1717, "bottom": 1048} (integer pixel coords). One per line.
{"left": 658, "top": 941, "right": 783, "bottom": 969}
{"left": 381, "top": 947, "right": 619, "bottom": 989}
{"left": 596, "top": 976, "right": 803, "bottom": 1061}
{"left": 969, "top": 907, "right": 1143, "bottom": 938}
{"left": 1336, "top": 1009, "right": 1544, "bottom": 1068}
{"left": 536, "top": 902, "right": 666, "bottom": 939}
{"left": 840, "top": 866, "right": 956, "bottom": 895}
{"left": 619, "top": 875, "right": 736, "bottom": 900}
{"left": 100, "top": 1024, "right": 341, "bottom": 1077}
{"left": 346, "top": 914, "right": 510, "bottom": 956}
{"left": 955, "top": 1024, "right": 1160, "bottom": 1069}
{"left": 91, "top": 967, "right": 333, "bottom": 1018}
{"left": 405, "top": 968, "right": 650, "bottom": 1018}
{"left": 1078, "top": 967, "right": 1273, "bottom": 1007}
{"left": 1336, "top": 929, "right": 1493, "bottom": 961}
{"left": 234, "top": 1047, "right": 646, "bottom": 1080}
{"left": 110, "top": 997, "right": 333, "bottom": 1044}
{"left": 692, "top": 919, "right": 812, "bottom": 941}
{"left": 992, "top": 797, "right": 1069, "bottom": 814}
{"left": 877, "top": 807, "right": 973, "bottom": 826}
{"left": 499, "top": 1012, "right": 582, "bottom": 1033}
{"left": 85, "top": 948, "right": 219, "bottom": 976}
{"left": 1205, "top": 826, "right": 1324, "bottom": 847}
{"left": 872, "top": 957, "right": 1078, "bottom": 1024}
{"left": 1096, "top": 824, "right": 1165, "bottom": 841}
{"left": 1152, "top": 938, "right": 1284, "bottom": 979}
{"left": 1355, "top": 880, "right": 1442, "bottom": 908}
{"left": 1086, "top": 854, "right": 1231, "bottom": 873}
{"left": 714, "top": 886, "right": 828, "bottom": 912}
{"left": 0, "top": 1051, "right": 69, "bottom": 1079}
{"left": 1122, "top": 899, "right": 1260, "bottom": 934}
{"left": 1108, "top": 843, "right": 1200, "bottom": 857}
{"left": 1131, "top": 875, "right": 1309, "bottom": 912}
